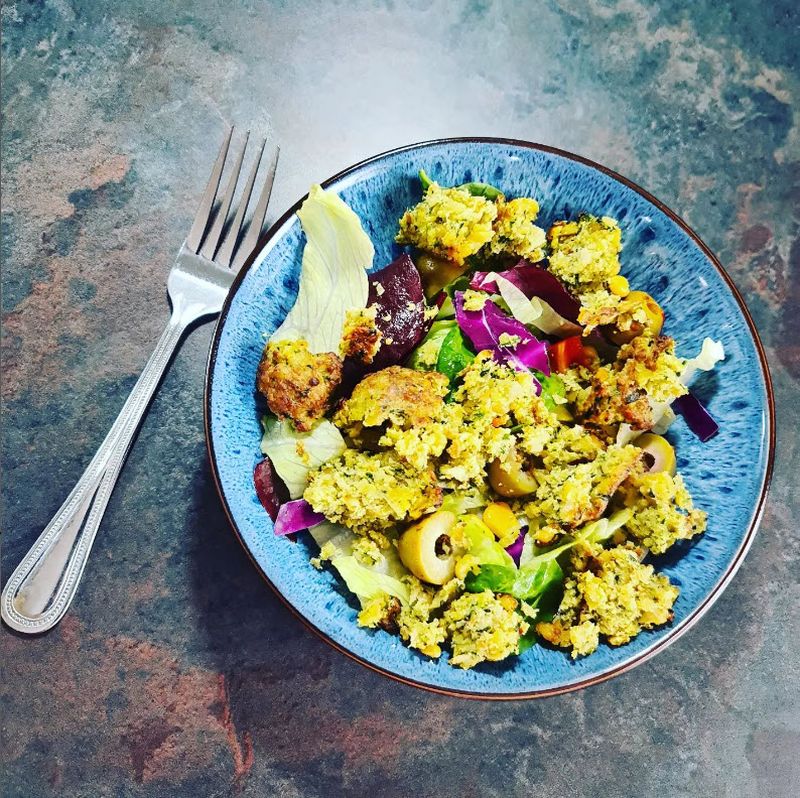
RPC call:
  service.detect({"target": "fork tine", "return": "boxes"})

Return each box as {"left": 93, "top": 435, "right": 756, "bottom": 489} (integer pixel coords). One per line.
{"left": 232, "top": 144, "right": 280, "bottom": 272}
{"left": 215, "top": 137, "right": 265, "bottom": 269}
{"left": 185, "top": 126, "right": 233, "bottom": 253}
{"left": 199, "top": 130, "right": 250, "bottom": 260}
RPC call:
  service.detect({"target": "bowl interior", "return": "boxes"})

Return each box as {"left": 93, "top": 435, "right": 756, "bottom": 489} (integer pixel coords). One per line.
{"left": 207, "top": 139, "right": 772, "bottom": 697}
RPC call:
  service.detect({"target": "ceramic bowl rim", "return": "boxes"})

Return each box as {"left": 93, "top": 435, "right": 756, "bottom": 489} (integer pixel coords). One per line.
{"left": 204, "top": 137, "right": 776, "bottom": 700}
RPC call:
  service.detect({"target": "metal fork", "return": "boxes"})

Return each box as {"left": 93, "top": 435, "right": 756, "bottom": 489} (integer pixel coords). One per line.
{"left": 1, "top": 127, "right": 279, "bottom": 634}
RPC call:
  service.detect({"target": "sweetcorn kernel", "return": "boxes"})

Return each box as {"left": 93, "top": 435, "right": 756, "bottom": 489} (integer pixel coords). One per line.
{"left": 608, "top": 275, "right": 630, "bottom": 297}
{"left": 483, "top": 502, "right": 521, "bottom": 546}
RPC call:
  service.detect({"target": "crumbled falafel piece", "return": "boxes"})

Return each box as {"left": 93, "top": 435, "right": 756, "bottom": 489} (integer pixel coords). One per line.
{"left": 444, "top": 590, "right": 528, "bottom": 669}
{"left": 303, "top": 448, "right": 442, "bottom": 538}
{"left": 527, "top": 444, "right": 644, "bottom": 528}
{"left": 357, "top": 593, "right": 402, "bottom": 633}
{"left": 573, "top": 335, "right": 686, "bottom": 436}
{"left": 334, "top": 366, "right": 449, "bottom": 434}
{"left": 618, "top": 470, "right": 707, "bottom": 554}
{"left": 396, "top": 183, "right": 498, "bottom": 266}
{"left": 256, "top": 338, "right": 342, "bottom": 432}
{"left": 340, "top": 306, "right": 383, "bottom": 364}
{"left": 440, "top": 352, "right": 554, "bottom": 485}
{"left": 547, "top": 214, "right": 622, "bottom": 293}
{"left": 488, "top": 197, "right": 547, "bottom": 261}
{"left": 576, "top": 288, "right": 624, "bottom": 333}
{"left": 536, "top": 541, "right": 679, "bottom": 657}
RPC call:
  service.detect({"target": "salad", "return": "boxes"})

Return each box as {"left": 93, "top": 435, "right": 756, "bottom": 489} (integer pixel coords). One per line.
{"left": 253, "top": 173, "right": 724, "bottom": 670}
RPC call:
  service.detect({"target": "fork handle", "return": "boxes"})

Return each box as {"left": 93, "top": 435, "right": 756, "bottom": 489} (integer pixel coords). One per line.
{"left": 1, "top": 313, "right": 190, "bottom": 634}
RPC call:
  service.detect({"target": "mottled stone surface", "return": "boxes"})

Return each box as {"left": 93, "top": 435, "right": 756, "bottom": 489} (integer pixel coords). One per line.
{"left": 1, "top": 1, "right": 797, "bottom": 796}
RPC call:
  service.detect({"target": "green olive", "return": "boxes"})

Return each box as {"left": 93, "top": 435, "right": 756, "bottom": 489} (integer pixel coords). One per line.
{"left": 608, "top": 291, "right": 665, "bottom": 344}
{"left": 397, "top": 510, "right": 457, "bottom": 585}
{"left": 488, "top": 451, "right": 538, "bottom": 498}
{"left": 413, "top": 252, "right": 468, "bottom": 299}
{"left": 633, "top": 433, "right": 676, "bottom": 475}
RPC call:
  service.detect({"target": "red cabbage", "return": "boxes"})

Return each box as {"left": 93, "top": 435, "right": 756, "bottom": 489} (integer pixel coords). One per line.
{"left": 274, "top": 499, "right": 325, "bottom": 536}
{"left": 505, "top": 528, "right": 526, "bottom": 566}
{"left": 672, "top": 391, "right": 720, "bottom": 442}
{"left": 254, "top": 457, "right": 289, "bottom": 521}
{"left": 454, "top": 292, "right": 550, "bottom": 381}
{"left": 470, "top": 259, "right": 581, "bottom": 322}
{"left": 367, "top": 253, "right": 431, "bottom": 370}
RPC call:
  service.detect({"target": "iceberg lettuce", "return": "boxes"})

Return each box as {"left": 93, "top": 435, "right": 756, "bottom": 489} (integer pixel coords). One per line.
{"left": 271, "top": 184, "right": 374, "bottom": 353}
{"left": 461, "top": 515, "right": 516, "bottom": 568}
{"left": 330, "top": 556, "right": 411, "bottom": 606}
{"left": 309, "top": 521, "right": 412, "bottom": 607}
{"left": 260, "top": 416, "right": 346, "bottom": 498}
{"left": 680, "top": 337, "right": 725, "bottom": 384}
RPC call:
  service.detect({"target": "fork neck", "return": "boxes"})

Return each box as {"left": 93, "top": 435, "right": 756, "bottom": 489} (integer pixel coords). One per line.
{"left": 167, "top": 292, "right": 219, "bottom": 330}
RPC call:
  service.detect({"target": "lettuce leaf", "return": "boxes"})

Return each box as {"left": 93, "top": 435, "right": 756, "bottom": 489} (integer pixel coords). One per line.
{"left": 331, "top": 556, "right": 411, "bottom": 606}
{"left": 260, "top": 416, "right": 346, "bottom": 498}
{"left": 465, "top": 559, "right": 563, "bottom": 602}
{"left": 533, "top": 371, "right": 568, "bottom": 413}
{"left": 680, "top": 337, "right": 725, "bottom": 385}
{"left": 464, "top": 510, "right": 632, "bottom": 607}
{"left": 309, "top": 521, "right": 356, "bottom": 556}
{"left": 271, "top": 184, "right": 374, "bottom": 353}
{"left": 437, "top": 326, "right": 475, "bottom": 386}
{"left": 407, "top": 319, "right": 456, "bottom": 370}
{"left": 310, "top": 522, "right": 409, "bottom": 581}
{"left": 461, "top": 515, "right": 516, "bottom": 567}
{"left": 440, "top": 487, "right": 490, "bottom": 514}
{"left": 418, "top": 168, "right": 503, "bottom": 200}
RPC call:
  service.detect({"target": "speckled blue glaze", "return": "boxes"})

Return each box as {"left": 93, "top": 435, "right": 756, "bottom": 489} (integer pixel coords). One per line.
{"left": 207, "top": 140, "right": 771, "bottom": 697}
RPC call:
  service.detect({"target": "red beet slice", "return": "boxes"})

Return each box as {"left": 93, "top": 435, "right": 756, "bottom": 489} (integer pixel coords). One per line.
{"left": 253, "top": 457, "right": 289, "bottom": 521}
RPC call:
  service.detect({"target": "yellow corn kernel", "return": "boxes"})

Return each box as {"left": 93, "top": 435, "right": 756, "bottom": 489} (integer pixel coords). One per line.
{"left": 608, "top": 275, "right": 630, "bottom": 297}
{"left": 421, "top": 643, "right": 442, "bottom": 658}
{"left": 498, "top": 594, "right": 518, "bottom": 612}
{"left": 483, "top": 502, "right": 520, "bottom": 544}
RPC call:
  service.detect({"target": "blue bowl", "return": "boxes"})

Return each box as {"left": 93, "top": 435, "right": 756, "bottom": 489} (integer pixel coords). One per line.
{"left": 205, "top": 139, "right": 774, "bottom": 698}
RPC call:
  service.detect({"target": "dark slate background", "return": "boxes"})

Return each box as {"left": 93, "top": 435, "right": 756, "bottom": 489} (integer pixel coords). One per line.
{"left": 2, "top": 1, "right": 798, "bottom": 796}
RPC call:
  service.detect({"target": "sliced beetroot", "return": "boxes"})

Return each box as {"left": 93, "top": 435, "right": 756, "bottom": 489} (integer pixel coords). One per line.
{"left": 471, "top": 259, "right": 581, "bottom": 322}
{"left": 367, "top": 253, "right": 432, "bottom": 370}
{"left": 253, "top": 457, "right": 290, "bottom": 521}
